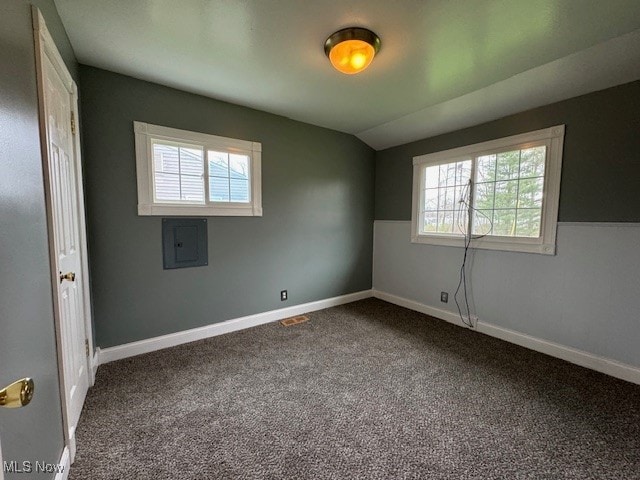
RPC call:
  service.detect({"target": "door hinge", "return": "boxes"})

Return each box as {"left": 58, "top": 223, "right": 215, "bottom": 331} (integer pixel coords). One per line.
{"left": 85, "top": 339, "right": 90, "bottom": 357}
{"left": 70, "top": 112, "right": 76, "bottom": 135}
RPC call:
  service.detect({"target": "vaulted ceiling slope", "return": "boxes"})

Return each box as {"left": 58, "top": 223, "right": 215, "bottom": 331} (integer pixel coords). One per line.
{"left": 55, "top": 0, "right": 640, "bottom": 150}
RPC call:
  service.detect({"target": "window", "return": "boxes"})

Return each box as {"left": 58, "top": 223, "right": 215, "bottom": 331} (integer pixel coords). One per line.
{"left": 411, "top": 125, "right": 564, "bottom": 254}
{"left": 134, "top": 122, "right": 262, "bottom": 216}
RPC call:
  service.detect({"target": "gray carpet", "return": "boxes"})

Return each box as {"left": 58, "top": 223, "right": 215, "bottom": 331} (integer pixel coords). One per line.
{"left": 70, "top": 299, "right": 640, "bottom": 479}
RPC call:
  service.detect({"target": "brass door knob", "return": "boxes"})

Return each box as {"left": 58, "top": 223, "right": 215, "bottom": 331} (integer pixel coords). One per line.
{"left": 59, "top": 271, "right": 76, "bottom": 283}
{"left": 0, "top": 378, "right": 34, "bottom": 408}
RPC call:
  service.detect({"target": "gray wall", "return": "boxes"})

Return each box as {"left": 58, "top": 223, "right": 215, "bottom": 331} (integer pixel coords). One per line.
{"left": 0, "top": 0, "right": 77, "bottom": 475}
{"left": 375, "top": 80, "right": 640, "bottom": 222}
{"left": 79, "top": 66, "right": 375, "bottom": 348}
{"left": 372, "top": 80, "right": 640, "bottom": 369}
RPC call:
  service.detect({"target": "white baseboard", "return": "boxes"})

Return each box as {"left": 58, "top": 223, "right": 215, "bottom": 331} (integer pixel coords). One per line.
{"left": 98, "top": 290, "right": 373, "bottom": 365}
{"left": 95, "top": 287, "right": 640, "bottom": 384}
{"left": 373, "top": 290, "right": 474, "bottom": 329}
{"left": 372, "top": 289, "right": 640, "bottom": 385}
{"left": 477, "top": 322, "right": 640, "bottom": 385}
{"left": 55, "top": 446, "right": 70, "bottom": 480}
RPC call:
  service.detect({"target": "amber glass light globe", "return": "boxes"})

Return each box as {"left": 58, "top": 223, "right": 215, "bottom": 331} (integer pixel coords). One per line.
{"left": 325, "top": 28, "right": 381, "bottom": 75}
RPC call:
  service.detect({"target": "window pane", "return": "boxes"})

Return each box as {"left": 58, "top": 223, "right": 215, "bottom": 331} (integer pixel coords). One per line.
{"left": 230, "top": 179, "right": 250, "bottom": 202}
{"left": 424, "top": 188, "right": 438, "bottom": 211}
{"left": 472, "top": 209, "right": 493, "bottom": 236}
{"left": 474, "top": 182, "right": 495, "bottom": 210}
{"left": 440, "top": 187, "right": 456, "bottom": 210}
{"left": 496, "top": 150, "right": 521, "bottom": 180}
{"left": 493, "top": 209, "right": 517, "bottom": 236}
{"left": 448, "top": 163, "right": 458, "bottom": 186}
{"left": 455, "top": 160, "right": 472, "bottom": 186}
{"left": 519, "top": 146, "right": 546, "bottom": 178}
{"left": 153, "top": 144, "right": 179, "bottom": 174}
{"left": 180, "top": 148, "right": 204, "bottom": 176}
{"left": 180, "top": 174, "right": 205, "bottom": 202}
{"left": 453, "top": 185, "right": 466, "bottom": 211}
{"left": 425, "top": 166, "right": 439, "bottom": 189}
{"left": 439, "top": 163, "right": 456, "bottom": 187}
{"left": 208, "top": 151, "right": 229, "bottom": 178}
{"left": 515, "top": 208, "right": 542, "bottom": 237}
{"left": 420, "top": 160, "right": 470, "bottom": 237}
{"left": 437, "top": 211, "right": 454, "bottom": 233}
{"left": 494, "top": 180, "right": 518, "bottom": 208}
{"left": 453, "top": 207, "right": 468, "bottom": 235}
{"left": 476, "top": 154, "right": 496, "bottom": 183}
{"left": 153, "top": 142, "right": 204, "bottom": 202}
{"left": 423, "top": 212, "right": 438, "bottom": 233}
{"left": 229, "top": 154, "right": 249, "bottom": 180}
{"left": 518, "top": 177, "right": 544, "bottom": 208}
{"left": 154, "top": 172, "right": 181, "bottom": 201}
{"left": 209, "top": 176, "right": 230, "bottom": 202}
{"left": 208, "top": 150, "right": 232, "bottom": 203}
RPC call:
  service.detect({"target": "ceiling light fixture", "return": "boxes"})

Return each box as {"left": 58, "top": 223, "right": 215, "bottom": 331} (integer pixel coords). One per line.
{"left": 324, "top": 27, "right": 381, "bottom": 75}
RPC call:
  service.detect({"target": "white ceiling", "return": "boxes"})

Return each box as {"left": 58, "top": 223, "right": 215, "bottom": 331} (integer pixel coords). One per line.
{"left": 55, "top": 0, "right": 640, "bottom": 150}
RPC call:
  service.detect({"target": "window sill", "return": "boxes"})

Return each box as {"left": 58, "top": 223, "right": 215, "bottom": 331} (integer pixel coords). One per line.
{"left": 138, "top": 203, "right": 263, "bottom": 217}
{"left": 410, "top": 234, "right": 556, "bottom": 255}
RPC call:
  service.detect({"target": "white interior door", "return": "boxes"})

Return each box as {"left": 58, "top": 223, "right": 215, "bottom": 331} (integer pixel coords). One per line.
{"left": 45, "top": 50, "right": 88, "bottom": 456}
{"left": 34, "top": 9, "right": 92, "bottom": 462}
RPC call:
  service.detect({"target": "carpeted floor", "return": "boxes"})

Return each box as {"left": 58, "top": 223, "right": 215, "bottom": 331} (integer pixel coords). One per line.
{"left": 70, "top": 299, "right": 640, "bottom": 479}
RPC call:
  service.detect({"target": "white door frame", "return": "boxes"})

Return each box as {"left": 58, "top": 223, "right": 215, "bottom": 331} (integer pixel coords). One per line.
{"left": 32, "top": 6, "right": 95, "bottom": 460}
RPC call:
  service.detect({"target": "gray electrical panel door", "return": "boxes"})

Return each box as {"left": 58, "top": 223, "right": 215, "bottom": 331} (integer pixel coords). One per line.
{"left": 162, "top": 218, "right": 208, "bottom": 269}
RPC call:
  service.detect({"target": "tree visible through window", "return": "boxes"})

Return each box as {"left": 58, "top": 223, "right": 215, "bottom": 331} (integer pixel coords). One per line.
{"left": 472, "top": 146, "right": 545, "bottom": 238}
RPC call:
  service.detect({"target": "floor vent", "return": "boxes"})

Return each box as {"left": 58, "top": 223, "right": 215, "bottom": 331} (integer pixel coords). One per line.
{"left": 280, "top": 315, "right": 309, "bottom": 327}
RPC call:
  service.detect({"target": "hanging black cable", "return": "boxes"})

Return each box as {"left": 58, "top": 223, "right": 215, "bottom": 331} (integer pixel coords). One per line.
{"left": 454, "top": 180, "right": 492, "bottom": 328}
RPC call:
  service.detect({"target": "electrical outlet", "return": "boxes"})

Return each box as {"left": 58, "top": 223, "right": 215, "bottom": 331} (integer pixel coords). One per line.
{"left": 280, "top": 290, "right": 288, "bottom": 301}
{"left": 440, "top": 291, "right": 449, "bottom": 303}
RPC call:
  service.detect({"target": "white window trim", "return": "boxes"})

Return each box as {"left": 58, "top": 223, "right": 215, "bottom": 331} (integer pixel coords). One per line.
{"left": 134, "top": 121, "right": 262, "bottom": 216}
{"left": 411, "top": 125, "right": 565, "bottom": 255}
